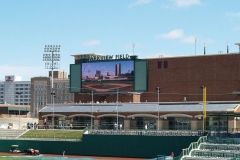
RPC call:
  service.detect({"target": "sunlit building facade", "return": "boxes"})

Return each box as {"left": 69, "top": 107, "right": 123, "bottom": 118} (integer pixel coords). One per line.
{"left": 0, "top": 75, "right": 31, "bottom": 105}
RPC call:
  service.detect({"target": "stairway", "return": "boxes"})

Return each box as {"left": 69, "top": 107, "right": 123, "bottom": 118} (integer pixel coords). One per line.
{"left": 0, "top": 129, "right": 26, "bottom": 139}
{"left": 181, "top": 137, "right": 240, "bottom": 160}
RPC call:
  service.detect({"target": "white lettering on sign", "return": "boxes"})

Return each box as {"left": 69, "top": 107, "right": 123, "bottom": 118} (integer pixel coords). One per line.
{"left": 85, "top": 54, "right": 130, "bottom": 61}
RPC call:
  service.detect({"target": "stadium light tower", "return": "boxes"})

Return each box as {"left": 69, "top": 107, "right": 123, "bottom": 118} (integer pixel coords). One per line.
{"left": 235, "top": 43, "right": 240, "bottom": 53}
{"left": 43, "top": 45, "right": 61, "bottom": 129}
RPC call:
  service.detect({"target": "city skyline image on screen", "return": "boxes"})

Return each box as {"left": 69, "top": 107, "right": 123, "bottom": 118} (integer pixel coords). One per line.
{"left": 81, "top": 60, "right": 134, "bottom": 92}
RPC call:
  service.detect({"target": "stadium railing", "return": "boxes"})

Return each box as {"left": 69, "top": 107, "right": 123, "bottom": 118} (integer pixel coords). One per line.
{"left": 87, "top": 129, "right": 204, "bottom": 136}
{"left": 173, "top": 136, "right": 207, "bottom": 160}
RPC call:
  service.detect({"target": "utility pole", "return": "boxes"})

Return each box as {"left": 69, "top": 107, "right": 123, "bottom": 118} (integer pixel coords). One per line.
{"left": 91, "top": 90, "right": 94, "bottom": 130}
{"left": 156, "top": 87, "right": 160, "bottom": 130}
{"left": 116, "top": 88, "right": 119, "bottom": 130}
{"left": 16, "top": 92, "right": 22, "bottom": 129}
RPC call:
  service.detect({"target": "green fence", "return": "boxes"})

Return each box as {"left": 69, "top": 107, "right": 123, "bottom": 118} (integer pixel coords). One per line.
{"left": 0, "top": 135, "right": 199, "bottom": 158}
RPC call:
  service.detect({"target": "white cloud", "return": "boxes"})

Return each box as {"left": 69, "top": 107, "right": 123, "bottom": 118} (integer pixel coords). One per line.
{"left": 182, "top": 36, "right": 196, "bottom": 44}
{"left": 174, "top": 0, "right": 201, "bottom": 7}
{"left": 157, "top": 28, "right": 196, "bottom": 44}
{"left": 0, "top": 65, "right": 47, "bottom": 81}
{"left": 129, "top": 0, "right": 152, "bottom": 8}
{"left": 160, "top": 28, "right": 184, "bottom": 40}
{"left": 82, "top": 39, "right": 100, "bottom": 47}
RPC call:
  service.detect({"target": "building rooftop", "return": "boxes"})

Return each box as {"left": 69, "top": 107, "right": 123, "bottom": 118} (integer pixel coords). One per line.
{"left": 72, "top": 52, "right": 240, "bottom": 61}
{"left": 39, "top": 102, "right": 240, "bottom": 113}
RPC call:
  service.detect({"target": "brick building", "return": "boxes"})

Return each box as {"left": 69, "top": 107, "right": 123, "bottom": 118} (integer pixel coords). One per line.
{"left": 38, "top": 53, "right": 240, "bottom": 131}
{"left": 31, "top": 71, "right": 74, "bottom": 117}
{"left": 71, "top": 53, "right": 240, "bottom": 103}
{"left": 142, "top": 53, "right": 240, "bottom": 102}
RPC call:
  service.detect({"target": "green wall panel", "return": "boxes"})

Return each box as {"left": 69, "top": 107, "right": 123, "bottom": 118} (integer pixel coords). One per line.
{"left": 0, "top": 135, "right": 199, "bottom": 158}
{"left": 135, "top": 60, "right": 147, "bottom": 91}
{"left": 70, "top": 64, "right": 81, "bottom": 92}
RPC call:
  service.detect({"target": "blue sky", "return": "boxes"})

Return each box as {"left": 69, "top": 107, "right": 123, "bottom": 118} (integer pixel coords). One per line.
{"left": 0, "top": 0, "right": 240, "bottom": 81}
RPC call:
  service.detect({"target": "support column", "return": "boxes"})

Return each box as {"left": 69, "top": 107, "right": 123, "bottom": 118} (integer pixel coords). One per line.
{"left": 65, "top": 119, "right": 70, "bottom": 127}
{"left": 233, "top": 117, "right": 237, "bottom": 132}
{"left": 228, "top": 116, "right": 234, "bottom": 132}
{"left": 236, "top": 117, "right": 240, "bottom": 132}
{"left": 132, "top": 93, "right": 141, "bottom": 103}
{"left": 38, "top": 120, "right": 44, "bottom": 126}
{"left": 158, "top": 118, "right": 168, "bottom": 130}
{"left": 196, "top": 118, "right": 204, "bottom": 130}
{"left": 191, "top": 119, "right": 198, "bottom": 131}
{"left": 156, "top": 119, "right": 164, "bottom": 130}
{"left": 94, "top": 119, "right": 100, "bottom": 129}
{"left": 124, "top": 118, "right": 130, "bottom": 130}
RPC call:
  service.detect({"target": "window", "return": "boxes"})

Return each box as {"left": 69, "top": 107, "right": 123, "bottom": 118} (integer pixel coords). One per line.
{"left": 158, "top": 61, "right": 168, "bottom": 69}
{"left": 158, "top": 61, "right": 162, "bottom": 69}
{"left": 164, "top": 61, "right": 168, "bottom": 68}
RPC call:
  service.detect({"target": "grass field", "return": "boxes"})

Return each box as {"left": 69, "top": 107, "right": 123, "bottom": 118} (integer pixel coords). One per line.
{"left": 20, "top": 130, "right": 84, "bottom": 140}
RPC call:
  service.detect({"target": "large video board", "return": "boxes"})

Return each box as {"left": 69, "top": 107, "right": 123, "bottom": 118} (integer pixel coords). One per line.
{"left": 81, "top": 60, "right": 134, "bottom": 92}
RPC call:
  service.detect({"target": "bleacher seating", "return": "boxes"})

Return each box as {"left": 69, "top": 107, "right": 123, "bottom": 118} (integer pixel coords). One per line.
{"left": 181, "top": 137, "right": 240, "bottom": 160}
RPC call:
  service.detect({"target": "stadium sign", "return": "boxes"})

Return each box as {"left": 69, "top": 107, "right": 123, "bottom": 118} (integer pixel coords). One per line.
{"left": 88, "top": 54, "right": 130, "bottom": 61}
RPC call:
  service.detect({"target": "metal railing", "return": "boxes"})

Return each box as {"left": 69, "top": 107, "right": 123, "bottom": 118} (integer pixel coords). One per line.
{"left": 174, "top": 136, "right": 207, "bottom": 160}
{"left": 176, "top": 135, "right": 240, "bottom": 160}
{"left": 208, "top": 131, "right": 240, "bottom": 138}
{"left": 32, "top": 124, "right": 86, "bottom": 130}
{"left": 200, "top": 143, "right": 240, "bottom": 151}
{"left": 17, "top": 137, "right": 81, "bottom": 142}
{"left": 88, "top": 129, "right": 204, "bottom": 136}
{"left": 207, "top": 137, "right": 240, "bottom": 145}
{"left": 191, "top": 149, "right": 240, "bottom": 159}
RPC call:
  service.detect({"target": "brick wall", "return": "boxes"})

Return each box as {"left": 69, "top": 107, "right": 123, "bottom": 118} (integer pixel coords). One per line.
{"left": 144, "top": 54, "right": 240, "bottom": 102}
{"left": 74, "top": 54, "right": 240, "bottom": 102}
